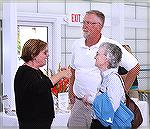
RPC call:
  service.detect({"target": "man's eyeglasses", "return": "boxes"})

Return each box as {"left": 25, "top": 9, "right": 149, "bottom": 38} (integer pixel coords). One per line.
{"left": 81, "top": 20, "right": 102, "bottom": 26}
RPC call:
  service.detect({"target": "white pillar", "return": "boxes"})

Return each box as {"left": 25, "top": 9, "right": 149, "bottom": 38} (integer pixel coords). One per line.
{"left": 3, "top": 3, "right": 17, "bottom": 110}
{"left": 111, "top": 3, "right": 124, "bottom": 44}
{"left": 53, "top": 20, "right": 62, "bottom": 72}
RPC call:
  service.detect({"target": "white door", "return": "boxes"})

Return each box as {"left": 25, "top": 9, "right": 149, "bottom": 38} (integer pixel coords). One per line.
{"left": 3, "top": 6, "right": 65, "bottom": 109}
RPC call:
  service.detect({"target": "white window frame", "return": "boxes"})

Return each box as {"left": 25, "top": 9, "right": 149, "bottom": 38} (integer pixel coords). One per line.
{"left": 17, "top": 12, "right": 66, "bottom": 72}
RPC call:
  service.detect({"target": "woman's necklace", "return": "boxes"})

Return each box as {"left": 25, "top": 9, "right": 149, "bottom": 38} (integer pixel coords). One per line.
{"left": 36, "top": 70, "right": 43, "bottom": 79}
{"left": 24, "top": 63, "right": 42, "bottom": 79}
{"left": 24, "top": 62, "right": 39, "bottom": 70}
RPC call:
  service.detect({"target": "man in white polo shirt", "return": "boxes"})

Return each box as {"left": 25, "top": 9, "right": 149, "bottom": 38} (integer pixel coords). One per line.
{"left": 68, "top": 10, "right": 140, "bottom": 129}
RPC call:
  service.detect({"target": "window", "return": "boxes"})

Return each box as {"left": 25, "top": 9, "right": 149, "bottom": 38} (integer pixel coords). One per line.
{"left": 17, "top": 25, "right": 48, "bottom": 74}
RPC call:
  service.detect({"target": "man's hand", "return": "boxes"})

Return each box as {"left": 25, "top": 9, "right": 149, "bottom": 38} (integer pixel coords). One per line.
{"left": 82, "top": 93, "right": 91, "bottom": 107}
{"left": 69, "top": 93, "right": 76, "bottom": 104}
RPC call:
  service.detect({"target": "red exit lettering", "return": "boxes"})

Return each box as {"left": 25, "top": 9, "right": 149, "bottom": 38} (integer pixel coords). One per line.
{"left": 71, "top": 14, "right": 81, "bottom": 22}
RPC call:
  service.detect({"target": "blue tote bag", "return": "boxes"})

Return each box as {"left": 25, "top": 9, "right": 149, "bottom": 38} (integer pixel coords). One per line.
{"left": 92, "top": 92, "right": 114, "bottom": 127}
{"left": 92, "top": 92, "right": 134, "bottom": 128}
{"left": 112, "top": 101, "right": 134, "bottom": 129}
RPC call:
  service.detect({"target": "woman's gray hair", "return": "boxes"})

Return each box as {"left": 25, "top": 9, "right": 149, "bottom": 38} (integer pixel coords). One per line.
{"left": 99, "top": 42, "right": 122, "bottom": 69}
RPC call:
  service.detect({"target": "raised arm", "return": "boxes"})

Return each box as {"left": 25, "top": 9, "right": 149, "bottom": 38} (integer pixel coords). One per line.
{"left": 124, "top": 63, "right": 140, "bottom": 92}
{"left": 69, "top": 67, "right": 76, "bottom": 104}
{"left": 50, "top": 67, "right": 72, "bottom": 86}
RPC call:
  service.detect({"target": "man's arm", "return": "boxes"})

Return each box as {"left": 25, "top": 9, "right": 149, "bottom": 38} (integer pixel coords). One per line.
{"left": 69, "top": 67, "right": 75, "bottom": 104}
{"left": 124, "top": 63, "right": 140, "bottom": 92}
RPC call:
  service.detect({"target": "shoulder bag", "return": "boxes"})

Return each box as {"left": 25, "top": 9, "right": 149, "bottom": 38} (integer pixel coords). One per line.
{"left": 125, "top": 93, "right": 143, "bottom": 129}
{"left": 93, "top": 92, "right": 134, "bottom": 128}
{"left": 116, "top": 73, "right": 143, "bottom": 129}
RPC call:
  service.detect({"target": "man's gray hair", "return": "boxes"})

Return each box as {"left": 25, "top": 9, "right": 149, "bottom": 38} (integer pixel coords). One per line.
{"left": 99, "top": 42, "right": 122, "bottom": 69}
{"left": 86, "top": 10, "right": 105, "bottom": 26}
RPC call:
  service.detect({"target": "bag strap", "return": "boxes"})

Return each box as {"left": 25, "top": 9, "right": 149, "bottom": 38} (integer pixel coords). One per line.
{"left": 99, "top": 72, "right": 124, "bottom": 93}
{"left": 114, "top": 73, "right": 128, "bottom": 94}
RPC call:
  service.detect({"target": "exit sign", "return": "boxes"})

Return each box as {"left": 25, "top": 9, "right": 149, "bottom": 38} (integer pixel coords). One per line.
{"left": 71, "top": 14, "right": 81, "bottom": 22}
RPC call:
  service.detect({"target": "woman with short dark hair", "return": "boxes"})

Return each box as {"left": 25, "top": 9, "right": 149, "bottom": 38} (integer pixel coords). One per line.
{"left": 14, "top": 39, "right": 72, "bottom": 129}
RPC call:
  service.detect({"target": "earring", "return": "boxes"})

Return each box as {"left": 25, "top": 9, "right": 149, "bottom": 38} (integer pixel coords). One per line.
{"left": 34, "top": 58, "right": 37, "bottom": 61}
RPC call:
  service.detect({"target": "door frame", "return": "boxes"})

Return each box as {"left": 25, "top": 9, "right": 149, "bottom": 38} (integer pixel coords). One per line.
{"left": 3, "top": 3, "right": 66, "bottom": 109}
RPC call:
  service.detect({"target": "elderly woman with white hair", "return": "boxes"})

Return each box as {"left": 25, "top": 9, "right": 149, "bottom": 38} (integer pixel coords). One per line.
{"left": 83, "top": 42, "right": 126, "bottom": 129}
